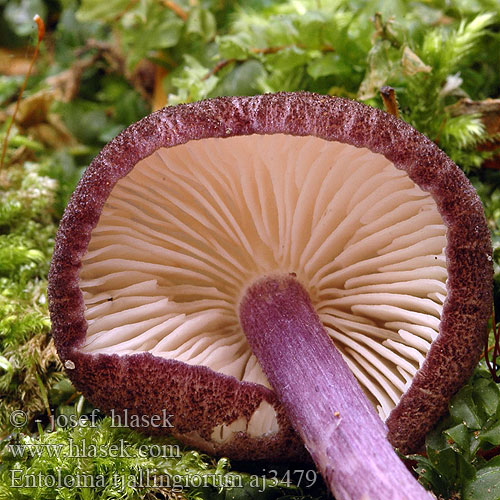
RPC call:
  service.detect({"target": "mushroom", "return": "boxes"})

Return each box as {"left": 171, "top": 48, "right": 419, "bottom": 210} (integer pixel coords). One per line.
{"left": 49, "top": 92, "right": 492, "bottom": 499}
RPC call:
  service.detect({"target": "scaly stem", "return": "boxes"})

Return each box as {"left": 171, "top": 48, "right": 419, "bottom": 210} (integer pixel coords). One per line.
{"left": 239, "top": 275, "right": 432, "bottom": 500}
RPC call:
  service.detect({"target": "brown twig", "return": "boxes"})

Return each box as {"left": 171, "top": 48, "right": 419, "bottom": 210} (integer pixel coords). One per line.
{"left": 202, "top": 47, "right": 288, "bottom": 80}
{"left": 202, "top": 59, "right": 235, "bottom": 80}
{"left": 250, "top": 44, "right": 334, "bottom": 55}
{"left": 203, "top": 43, "right": 334, "bottom": 81}
{"left": 46, "top": 53, "right": 100, "bottom": 102}
{"left": 111, "top": 0, "right": 139, "bottom": 22}
{"left": 250, "top": 45, "right": 286, "bottom": 55}
{"left": 478, "top": 444, "right": 500, "bottom": 460}
{"left": 380, "top": 86, "right": 400, "bottom": 118}
{"left": 0, "top": 15, "right": 44, "bottom": 172}
{"left": 162, "top": 0, "right": 188, "bottom": 20}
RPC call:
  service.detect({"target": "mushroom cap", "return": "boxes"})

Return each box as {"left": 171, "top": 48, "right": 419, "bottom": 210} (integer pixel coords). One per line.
{"left": 48, "top": 92, "right": 492, "bottom": 459}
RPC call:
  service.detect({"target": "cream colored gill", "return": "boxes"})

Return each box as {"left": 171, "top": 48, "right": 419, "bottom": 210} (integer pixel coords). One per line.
{"left": 79, "top": 133, "right": 448, "bottom": 424}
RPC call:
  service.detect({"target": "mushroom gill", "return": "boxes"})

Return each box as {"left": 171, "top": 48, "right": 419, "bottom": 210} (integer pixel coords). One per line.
{"left": 79, "top": 133, "right": 447, "bottom": 423}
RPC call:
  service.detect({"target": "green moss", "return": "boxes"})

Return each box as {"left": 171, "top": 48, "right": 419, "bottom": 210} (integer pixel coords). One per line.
{"left": 0, "top": 160, "right": 62, "bottom": 433}
{"left": 0, "top": 413, "right": 313, "bottom": 500}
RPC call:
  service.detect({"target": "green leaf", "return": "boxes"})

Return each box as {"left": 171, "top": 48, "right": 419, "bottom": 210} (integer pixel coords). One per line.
{"left": 427, "top": 445, "right": 459, "bottom": 482}
{"left": 307, "top": 53, "right": 351, "bottom": 79}
{"left": 169, "top": 55, "right": 219, "bottom": 103}
{"left": 427, "top": 445, "right": 476, "bottom": 497}
{"left": 186, "top": 8, "right": 217, "bottom": 42}
{"left": 449, "top": 386, "right": 484, "bottom": 430}
{"left": 120, "top": 1, "right": 184, "bottom": 68}
{"left": 445, "top": 423, "right": 471, "bottom": 452}
{"left": 411, "top": 455, "right": 443, "bottom": 493}
{"left": 464, "top": 457, "right": 500, "bottom": 500}
{"left": 76, "top": 0, "right": 130, "bottom": 23}
{"left": 294, "top": 11, "right": 328, "bottom": 49}
{"left": 265, "top": 46, "right": 310, "bottom": 71}
{"left": 218, "top": 33, "right": 253, "bottom": 60}
{"left": 474, "top": 377, "right": 500, "bottom": 417}
{"left": 48, "top": 378, "right": 77, "bottom": 407}
{"left": 213, "top": 60, "right": 266, "bottom": 97}
{"left": 479, "top": 422, "right": 500, "bottom": 447}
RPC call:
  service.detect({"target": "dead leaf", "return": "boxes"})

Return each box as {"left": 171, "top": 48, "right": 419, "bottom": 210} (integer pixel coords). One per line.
{"left": 3, "top": 89, "right": 78, "bottom": 150}
{"left": 0, "top": 48, "right": 33, "bottom": 76}
{"left": 401, "top": 46, "right": 432, "bottom": 76}
{"left": 15, "top": 91, "right": 55, "bottom": 127}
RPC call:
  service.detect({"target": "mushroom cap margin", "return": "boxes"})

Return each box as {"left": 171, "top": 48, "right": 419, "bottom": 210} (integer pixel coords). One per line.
{"left": 48, "top": 91, "right": 493, "bottom": 457}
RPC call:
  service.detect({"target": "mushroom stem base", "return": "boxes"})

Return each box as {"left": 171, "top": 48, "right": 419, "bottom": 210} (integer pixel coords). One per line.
{"left": 239, "top": 275, "right": 432, "bottom": 500}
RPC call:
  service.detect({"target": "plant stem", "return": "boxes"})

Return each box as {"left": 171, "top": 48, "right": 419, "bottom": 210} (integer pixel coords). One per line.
{"left": 239, "top": 275, "right": 433, "bottom": 500}
{"left": 0, "top": 15, "right": 44, "bottom": 172}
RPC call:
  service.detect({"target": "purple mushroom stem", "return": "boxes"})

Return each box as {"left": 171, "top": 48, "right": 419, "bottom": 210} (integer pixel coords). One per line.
{"left": 239, "top": 274, "right": 433, "bottom": 500}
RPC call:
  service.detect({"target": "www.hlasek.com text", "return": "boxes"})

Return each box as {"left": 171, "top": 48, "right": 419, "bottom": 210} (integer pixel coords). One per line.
{"left": 8, "top": 439, "right": 181, "bottom": 459}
